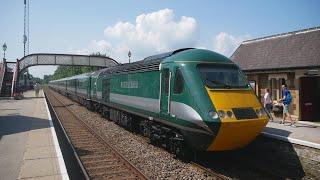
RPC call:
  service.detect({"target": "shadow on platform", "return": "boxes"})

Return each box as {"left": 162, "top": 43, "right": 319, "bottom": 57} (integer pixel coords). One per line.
{"left": 294, "top": 124, "right": 318, "bottom": 128}
{"left": 197, "top": 129, "right": 306, "bottom": 179}
{"left": 263, "top": 126, "right": 292, "bottom": 137}
{"left": 23, "top": 96, "right": 45, "bottom": 99}
{"left": 0, "top": 115, "right": 51, "bottom": 140}
{"left": 0, "top": 108, "right": 21, "bottom": 111}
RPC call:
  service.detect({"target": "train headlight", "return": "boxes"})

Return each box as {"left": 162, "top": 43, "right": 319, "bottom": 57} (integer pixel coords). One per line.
{"left": 256, "top": 109, "right": 262, "bottom": 117}
{"left": 209, "top": 111, "right": 219, "bottom": 119}
{"left": 226, "top": 110, "right": 234, "bottom": 118}
{"left": 218, "top": 110, "right": 226, "bottom": 118}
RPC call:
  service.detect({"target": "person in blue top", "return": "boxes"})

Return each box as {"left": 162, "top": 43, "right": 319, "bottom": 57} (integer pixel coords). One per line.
{"left": 280, "top": 84, "right": 296, "bottom": 127}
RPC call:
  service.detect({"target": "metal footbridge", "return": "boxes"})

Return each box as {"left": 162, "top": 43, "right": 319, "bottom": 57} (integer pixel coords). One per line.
{"left": 0, "top": 53, "right": 118, "bottom": 97}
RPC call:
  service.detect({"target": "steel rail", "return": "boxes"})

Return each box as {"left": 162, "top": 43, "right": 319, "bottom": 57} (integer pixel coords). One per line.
{"left": 44, "top": 91, "right": 90, "bottom": 180}
{"left": 45, "top": 88, "right": 148, "bottom": 180}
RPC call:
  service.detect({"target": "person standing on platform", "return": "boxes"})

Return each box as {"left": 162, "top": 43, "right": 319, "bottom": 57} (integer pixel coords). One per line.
{"left": 280, "top": 84, "right": 295, "bottom": 127}
{"left": 263, "top": 88, "right": 273, "bottom": 121}
{"left": 34, "top": 82, "right": 40, "bottom": 97}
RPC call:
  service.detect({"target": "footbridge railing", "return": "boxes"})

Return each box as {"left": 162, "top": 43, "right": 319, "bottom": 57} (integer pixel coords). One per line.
{"left": 19, "top": 53, "right": 118, "bottom": 71}
{"left": 8, "top": 53, "right": 118, "bottom": 97}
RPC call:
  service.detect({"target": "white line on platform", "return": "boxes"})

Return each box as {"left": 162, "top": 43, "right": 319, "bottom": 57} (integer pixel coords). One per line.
{"left": 42, "top": 90, "right": 70, "bottom": 180}
{"left": 261, "top": 131, "right": 320, "bottom": 149}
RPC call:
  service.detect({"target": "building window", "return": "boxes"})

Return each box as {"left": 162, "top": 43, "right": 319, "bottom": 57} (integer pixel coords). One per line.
{"left": 270, "top": 78, "right": 277, "bottom": 100}
{"left": 279, "top": 78, "right": 286, "bottom": 98}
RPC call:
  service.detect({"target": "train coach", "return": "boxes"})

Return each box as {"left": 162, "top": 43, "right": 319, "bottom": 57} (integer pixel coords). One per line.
{"left": 49, "top": 48, "right": 269, "bottom": 156}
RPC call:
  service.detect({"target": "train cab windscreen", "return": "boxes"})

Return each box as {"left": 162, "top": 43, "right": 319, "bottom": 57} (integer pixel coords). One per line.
{"left": 198, "top": 64, "right": 249, "bottom": 89}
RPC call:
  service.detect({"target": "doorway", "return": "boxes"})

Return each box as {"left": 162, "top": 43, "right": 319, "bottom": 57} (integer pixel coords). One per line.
{"left": 160, "top": 68, "right": 170, "bottom": 115}
{"left": 300, "top": 76, "right": 320, "bottom": 121}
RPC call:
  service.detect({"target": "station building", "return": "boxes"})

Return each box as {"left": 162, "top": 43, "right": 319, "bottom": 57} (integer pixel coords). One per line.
{"left": 231, "top": 27, "right": 320, "bottom": 122}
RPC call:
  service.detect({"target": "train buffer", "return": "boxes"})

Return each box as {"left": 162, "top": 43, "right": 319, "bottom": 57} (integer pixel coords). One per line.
{"left": 262, "top": 119, "right": 320, "bottom": 149}
{"left": 0, "top": 90, "right": 69, "bottom": 180}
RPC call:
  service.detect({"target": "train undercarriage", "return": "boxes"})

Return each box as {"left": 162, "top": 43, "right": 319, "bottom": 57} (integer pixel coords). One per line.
{"left": 53, "top": 88, "right": 191, "bottom": 159}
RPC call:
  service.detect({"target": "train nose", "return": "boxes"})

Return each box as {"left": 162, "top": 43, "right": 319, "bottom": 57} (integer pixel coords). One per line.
{"left": 207, "top": 119, "right": 268, "bottom": 151}
{"left": 205, "top": 88, "right": 269, "bottom": 151}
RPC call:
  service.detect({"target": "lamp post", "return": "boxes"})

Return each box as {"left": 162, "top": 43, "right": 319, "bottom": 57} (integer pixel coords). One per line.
{"left": 2, "top": 43, "right": 7, "bottom": 60}
{"left": 128, "top": 50, "right": 131, "bottom": 63}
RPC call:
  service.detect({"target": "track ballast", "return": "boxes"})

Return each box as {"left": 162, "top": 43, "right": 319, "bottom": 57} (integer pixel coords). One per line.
{"left": 45, "top": 88, "right": 147, "bottom": 179}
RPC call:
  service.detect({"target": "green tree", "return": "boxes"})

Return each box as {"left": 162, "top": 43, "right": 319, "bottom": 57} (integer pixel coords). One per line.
{"left": 51, "top": 52, "right": 106, "bottom": 80}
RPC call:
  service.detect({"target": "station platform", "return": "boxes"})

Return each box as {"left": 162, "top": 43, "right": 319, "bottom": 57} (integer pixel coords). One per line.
{"left": 0, "top": 90, "right": 69, "bottom": 180}
{"left": 263, "top": 118, "right": 320, "bottom": 149}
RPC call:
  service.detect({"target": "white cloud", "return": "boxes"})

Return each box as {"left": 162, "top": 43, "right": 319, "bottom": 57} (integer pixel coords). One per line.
{"left": 68, "top": 40, "right": 112, "bottom": 55}
{"left": 102, "top": 8, "right": 198, "bottom": 62}
{"left": 212, "top": 32, "right": 251, "bottom": 57}
{"left": 70, "top": 9, "right": 198, "bottom": 62}
{"left": 90, "top": 40, "right": 112, "bottom": 53}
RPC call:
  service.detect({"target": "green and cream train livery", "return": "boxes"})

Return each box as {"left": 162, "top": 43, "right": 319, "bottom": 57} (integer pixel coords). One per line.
{"left": 49, "top": 48, "right": 269, "bottom": 152}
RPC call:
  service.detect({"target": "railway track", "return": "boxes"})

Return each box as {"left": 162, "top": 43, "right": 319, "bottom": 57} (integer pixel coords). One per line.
{"left": 44, "top": 88, "right": 147, "bottom": 180}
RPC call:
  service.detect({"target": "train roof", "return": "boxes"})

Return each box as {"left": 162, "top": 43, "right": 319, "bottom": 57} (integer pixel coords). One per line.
{"left": 164, "top": 48, "right": 232, "bottom": 64}
{"left": 50, "top": 48, "right": 234, "bottom": 82}
{"left": 90, "top": 67, "right": 111, "bottom": 78}
{"left": 100, "top": 48, "right": 232, "bottom": 75}
{"left": 100, "top": 48, "right": 192, "bottom": 75}
{"left": 50, "top": 72, "right": 91, "bottom": 83}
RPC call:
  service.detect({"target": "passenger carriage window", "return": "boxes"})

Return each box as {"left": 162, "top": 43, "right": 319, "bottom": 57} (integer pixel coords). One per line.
{"left": 174, "top": 68, "right": 184, "bottom": 94}
{"left": 162, "top": 69, "right": 169, "bottom": 94}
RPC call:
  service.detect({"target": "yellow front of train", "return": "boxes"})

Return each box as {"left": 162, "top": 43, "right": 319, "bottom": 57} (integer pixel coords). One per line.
{"left": 206, "top": 89, "right": 269, "bottom": 151}
{"left": 197, "top": 64, "right": 269, "bottom": 151}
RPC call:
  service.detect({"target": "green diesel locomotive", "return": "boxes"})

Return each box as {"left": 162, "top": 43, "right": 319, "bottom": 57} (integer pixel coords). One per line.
{"left": 49, "top": 48, "right": 269, "bottom": 155}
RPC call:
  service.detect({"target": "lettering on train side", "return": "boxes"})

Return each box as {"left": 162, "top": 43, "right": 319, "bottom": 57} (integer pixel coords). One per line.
{"left": 120, "top": 81, "right": 139, "bottom": 88}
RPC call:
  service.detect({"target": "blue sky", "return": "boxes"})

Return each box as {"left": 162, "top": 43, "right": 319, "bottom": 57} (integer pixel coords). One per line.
{"left": 0, "top": 0, "right": 319, "bottom": 78}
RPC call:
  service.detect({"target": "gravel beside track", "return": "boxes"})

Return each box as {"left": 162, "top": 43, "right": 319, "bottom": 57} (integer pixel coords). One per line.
{"left": 45, "top": 88, "right": 148, "bottom": 179}
{"left": 45, "top": 88, "right": 226, "bottom": 179}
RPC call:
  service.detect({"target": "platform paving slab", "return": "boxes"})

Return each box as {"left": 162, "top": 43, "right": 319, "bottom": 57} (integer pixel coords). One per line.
{"left": 21, "top": 175, "right": 64, "bottom": 180}
{"left": 19, "top": 158, "right": 61, "bottom": 179}
{"left": 0, "top": 90, "right": 68, "bottom": 180}
{"left": 263, "top": 119, "right": 320, "bottom": 149}
{"left": 26, "top": 130, "right": 55, "bottom": 148}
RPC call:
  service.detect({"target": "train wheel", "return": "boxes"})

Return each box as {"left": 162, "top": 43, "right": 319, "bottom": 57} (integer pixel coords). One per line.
{"left": 170, "top": 133, "right": 192, "bottom": 161}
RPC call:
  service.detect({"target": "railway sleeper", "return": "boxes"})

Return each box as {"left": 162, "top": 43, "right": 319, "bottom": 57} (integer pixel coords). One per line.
{"left": 80, "top": 155, "right": 117, "bottom": 162}
{"left": 89, "top": 169, "right": 136, "bottom": 179}
{"left": 83, "top": 159, "right": 121, "bottom": 166}
{"left": 51, "top": 89, "right": 191, "bottom": 161}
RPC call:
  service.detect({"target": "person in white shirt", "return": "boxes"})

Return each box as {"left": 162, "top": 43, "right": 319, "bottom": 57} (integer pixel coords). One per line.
{"left": 264, "top": 88, "right": 273, "bottom": 119}
{"left": 34, "top": 82, "right": 40, "bottom": 97}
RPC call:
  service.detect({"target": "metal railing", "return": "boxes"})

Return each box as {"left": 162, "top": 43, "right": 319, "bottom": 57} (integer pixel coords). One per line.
{"left": 4, "top": 53, "right": 119, "bottom": 97}
{"left": 18, "top": 53, "right": 118, "bottom": 71}
{"left": 0, "top": 61, "right": 6, "bottom": 93}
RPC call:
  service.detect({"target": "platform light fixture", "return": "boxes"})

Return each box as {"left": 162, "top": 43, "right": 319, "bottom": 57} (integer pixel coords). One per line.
{"left": 128, "top": 50, "right": 131, "bottom": 63}
{"left": 2, "top": 42, "right": 7, "bottom": 59}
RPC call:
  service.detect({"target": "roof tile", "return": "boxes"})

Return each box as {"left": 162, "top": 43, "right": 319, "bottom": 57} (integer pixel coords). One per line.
{"left": 231, "top": 27, "right": 320, "bottom": 71}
